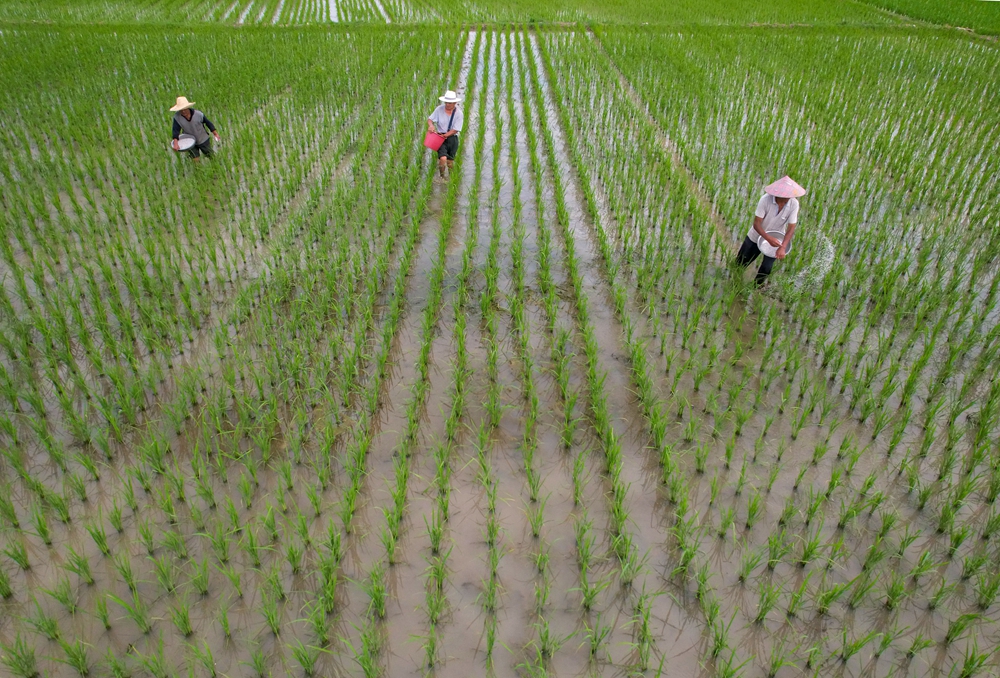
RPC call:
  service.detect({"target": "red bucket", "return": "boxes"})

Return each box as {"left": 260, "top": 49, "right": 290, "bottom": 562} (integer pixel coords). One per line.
{"left": 423, "top": 131, "right": 444, "bottom": 151}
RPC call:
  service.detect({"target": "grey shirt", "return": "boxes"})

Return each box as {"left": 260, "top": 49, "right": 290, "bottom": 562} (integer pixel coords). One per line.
{"left": 428, "top": 104, "right": 463, "bottom": 135}
{"left": 172, "top": 109, "right": 213, "bottom": 144}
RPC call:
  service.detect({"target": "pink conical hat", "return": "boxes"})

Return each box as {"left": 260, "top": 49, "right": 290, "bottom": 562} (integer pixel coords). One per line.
{"left": 764, "top": 176, "right": 806, "bottom": 198}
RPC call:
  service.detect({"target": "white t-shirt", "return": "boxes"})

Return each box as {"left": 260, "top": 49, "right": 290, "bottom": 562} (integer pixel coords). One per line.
{"left": 428, "top": 104, "right": 463, "bottom": 134}
{"left": 748, "top": 194, "right": 798, "bottom": 247}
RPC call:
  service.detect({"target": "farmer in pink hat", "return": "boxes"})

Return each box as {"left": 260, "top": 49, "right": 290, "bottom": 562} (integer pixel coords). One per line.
{"left": 426, "top": 90, "right": 463, "bottom": 178}
{"left": 735, "top": 176, "right": 805, "bottom": 286}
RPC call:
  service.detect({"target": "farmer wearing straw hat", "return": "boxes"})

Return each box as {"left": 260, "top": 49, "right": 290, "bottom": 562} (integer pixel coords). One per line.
{"left": 170, "top": 96, "right": 220, "bottom": 160}
{"left": 735, "top": 176, "right": 805, "bottom": 286}
{"left": 427, "top": 90, "right": 463, "bottom": 178}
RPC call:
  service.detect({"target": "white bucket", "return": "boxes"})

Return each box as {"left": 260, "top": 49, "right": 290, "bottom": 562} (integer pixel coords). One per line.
{"left": 173, "top": 134, "right": 196, "bottom": 151}
{"left": 759, "top": 231, "right": 789, "bottom": 258}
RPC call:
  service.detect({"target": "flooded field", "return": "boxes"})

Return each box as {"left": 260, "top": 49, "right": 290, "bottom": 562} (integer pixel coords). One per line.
{"left": 1, "top": 6, "right": 999, "bottom": 678}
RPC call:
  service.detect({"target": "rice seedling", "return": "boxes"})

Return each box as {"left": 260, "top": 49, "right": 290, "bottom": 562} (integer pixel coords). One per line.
{"left": 26, "top": 598, "right": 60, "bottom": 640}
{"left": 108, "top": 591, "right": 152, "bottom": 635}
{"left": 0, "top": 634, "right": 39, "bottom": 678}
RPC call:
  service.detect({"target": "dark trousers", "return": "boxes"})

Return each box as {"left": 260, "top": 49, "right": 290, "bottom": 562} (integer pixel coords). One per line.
{"left": 735, "top": 236, "right": 775, "bottom": 286}
{"left": 437, "top": 134, "right": 459, "bottom": 160}
{"left": 188, "top": 139, "right": 213, "bottom": 159}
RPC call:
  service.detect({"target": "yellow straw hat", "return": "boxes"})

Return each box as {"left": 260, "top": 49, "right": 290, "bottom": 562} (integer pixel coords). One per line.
{"left": 169, "top": 96, "right": 196, "bottom": 112}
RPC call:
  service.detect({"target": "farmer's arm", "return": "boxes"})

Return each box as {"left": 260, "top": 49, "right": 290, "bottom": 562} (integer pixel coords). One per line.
{"left": 427, "top": 115, "right": 437, "bottom": 134}
{"left": 776, "top": 223, "right": 796, "bottom": 260}
{"left": 203, "top": 115, "right": 221, "bottom": 140}
{"left": 172, "top": 119, "right": 181, "bottom": 140}
{"left": 751, "top": 216, "right": 781, "bottom": 247}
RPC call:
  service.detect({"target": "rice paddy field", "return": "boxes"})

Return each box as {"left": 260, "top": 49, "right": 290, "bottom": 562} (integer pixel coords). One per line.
{"left": 1, "top": 1, "right": 1000, "bottom": 677}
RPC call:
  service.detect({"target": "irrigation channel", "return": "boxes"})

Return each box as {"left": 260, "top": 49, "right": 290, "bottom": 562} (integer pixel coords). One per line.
{"left": 2, "top": 17, "right": 1000, "bottom": 678}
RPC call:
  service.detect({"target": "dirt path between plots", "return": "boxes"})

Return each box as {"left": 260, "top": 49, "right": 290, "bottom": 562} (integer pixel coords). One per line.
{"left": 585, "top": 28, "right": 735, "bottom": 259}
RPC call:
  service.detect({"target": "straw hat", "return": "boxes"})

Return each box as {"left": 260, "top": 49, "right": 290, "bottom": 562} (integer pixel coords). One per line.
{"left": 438, "top": 90, "right": 461, "bottom": 103}
{"left": 170, "top": 96, "right": 196, "bottom": 112}
{"left": 764, "top": 176, "right": 806, "bottom": 199}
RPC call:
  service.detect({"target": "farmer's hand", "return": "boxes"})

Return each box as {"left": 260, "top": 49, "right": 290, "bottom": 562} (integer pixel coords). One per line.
{"left": 213, "top": 131, "right": 221, "bottom": 141}
{"left": 171, "top": 139, "right": 179, "bottom": 151}
{"left": 776, "top": 246, "right": 787, "bottom": 260}
{"left": 766, "top": 235, "right": 782, "bottom": 248}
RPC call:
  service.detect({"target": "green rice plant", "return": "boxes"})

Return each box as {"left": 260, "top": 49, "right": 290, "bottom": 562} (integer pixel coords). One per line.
{"left": 261, "top": 591, "right": 282, "bottom": 636}
{"left": 883, "top": 571, "right": 908, "bottom": 610}
{"left": 43, "top": 575, "right": 78, "bottom": 614}
{"left": 95, "top": 595, "right": 111, "bottom": 630}
{"left": 0, "top": 634, "right": 39, "bottom": 678}
{"left": 218, "top": 562, "right": 242, "bottom": 598}
{"left": 581, "top": 612, "right": 611, "bottom": 662}
{"left": 244, "top": 646, "right": 267, "bottom": 678}
{"left": 745, "top": 490, "right": 763, "bottom": 530}
{"left": 766, "top": 529, "right": 790, "bottom": 570}
{"left": 815, "top": 576, "right": 852, "bottom": 615}
{"left": 0, "top": 565, "right": 12, "bottom": 599}
{"left": 113, "top": 551, "right": 139, "bottom": 593}
{"left": 975, "top": 571, "right": 1000, "bottom": 610}
{"left": 909, "top": 550, "right": 940, "bottom": 582}
{"left": 765, "top": 637, "right": 796, "bottom": 678}
{"left": 104, "top": 648, "right": 129, "bottom": 678}
{"left": 949, "top": 524, "right": 972, "bottom": 559}
{"left": 961, "top": 550, "right": 989, "bottom": 581}
{"left": 65, "top": 473, "right": 87, "bottom": 503}
{"left": 952, "top": 636, "right": 991, "bottom": 678}
{"left": 838, "top": 627, "right": 879, "bottom": 663}
{"left": 944, "top": 613, "right": 981, "bottom": 645}
{"left": 716, "top": 650, "right": 752, "bottom": 678}
{"left": 137, "top": 516, "right": 155, "bottom": 555}
{"left": 48, "top": 491, "right": 71, "bottom": 524}
{"left": 737, "top": 547, "right": 762, "bottom": 584}
{"left": 31, "top": 502, "right": 52, "bottom": 544}
{"left": 786, "top": 572, "right": 813, "bottom": 618}
{"left": 134, "top": 636, "right": 170, "bottom": 678}
{"left": 85, "top": 519, "right": 110, "bottom": 556}
{"left": 364, "top": 561, "right": 387, "bottom": 619}
{"left": 906, "top": 632, "right": 934, "bottom": 658}
{"left": 188, "top": 557, "right": 209, "bottom": 596}
{"left": 56, "top": 639, "right": 90, "bottom": 676}
{"left": 152, "top": 555, "right": 177, "bottom": 595}
{"left": 187, "top": 640, "right": 216, "bottom": 678}
{"left": 4, "top": 538, "right": 30, "bottom": 570}
{"left": 717, "top": 506, "right": 736, "bottom": 539}
{"left": 527, "top": 496, "right": 547, "bottom": 538}
{"left": 218, "top": 602, "right": 231, "bottom": 639}
{"left": 108, "top": 591, "right": 151, "bottom": 634}
{"left": 896, "top": 523, "right": 921, "bottom": 557}
{"left": 861, "top": 537, "right": 887, "bottom": 573}
{"left": 26, "top": 598, "right": 60, "bottom": 640}
{"left": 291, "top": 640, "right": 324, "bottom": 677}
{"left": 754, "top": 580, "right": 780, "bottom": 623}
{"left": 847, "top": 573, "right": 877, "bottom": 610}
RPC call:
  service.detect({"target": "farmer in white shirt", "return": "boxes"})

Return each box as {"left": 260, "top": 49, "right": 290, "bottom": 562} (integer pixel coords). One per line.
{"left": 427, "top": 90, "right": 463, "bottom": 178}
{"left": 735, "top": 176, "right": 805, "bottom": 286}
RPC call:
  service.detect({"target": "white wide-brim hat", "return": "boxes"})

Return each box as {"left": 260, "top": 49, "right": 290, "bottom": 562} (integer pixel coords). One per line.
{"left": 170, "top": 96, "right": 196, "bottom": 112}
{"left": 764, "top": 175, "right": 806, "bottom": 198}
{"left": 439, "top": 90, "right": 461, "bottom": 103}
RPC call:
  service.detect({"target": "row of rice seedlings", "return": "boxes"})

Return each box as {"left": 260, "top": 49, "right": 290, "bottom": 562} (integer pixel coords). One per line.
{"left": 527, "top": 30, "right": 670, "bottom": 673}
{"left": 501, "top": 34, "right": 568, "bottom": 672}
